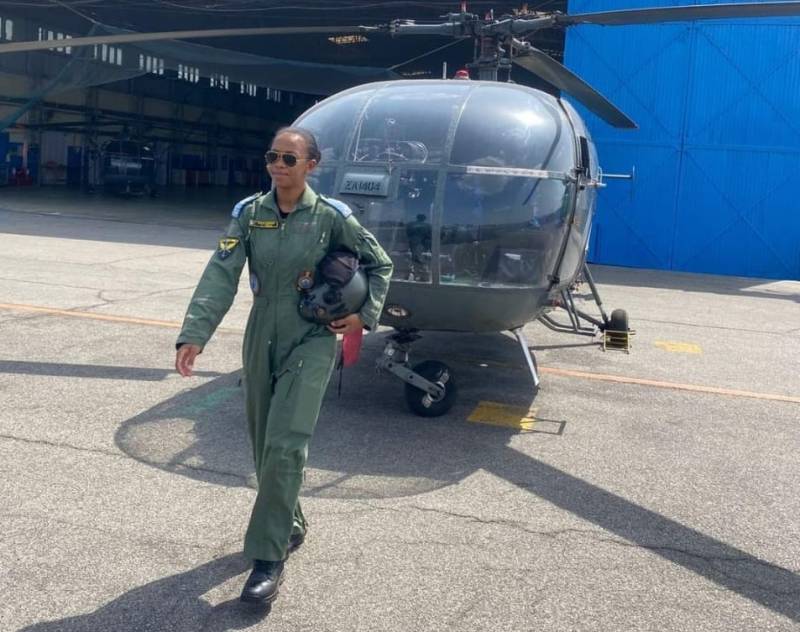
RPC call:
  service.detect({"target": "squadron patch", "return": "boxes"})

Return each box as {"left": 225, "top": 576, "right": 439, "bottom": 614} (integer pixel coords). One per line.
{"left": 231, "top": 192, "right": 260, "bottom": 218}
{"left": 217, "top": 237, "right": 239, "bottom": 260}
{"left": 250, "top": 219, "right": 280, "bottom": 229}
{"left": 320, "top": 195, "right": 353, "bottom": 219}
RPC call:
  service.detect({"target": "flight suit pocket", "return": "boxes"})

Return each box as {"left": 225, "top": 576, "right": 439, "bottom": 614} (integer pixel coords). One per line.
{"left": 276, "top": 355, "right": 335, "bottom": 436}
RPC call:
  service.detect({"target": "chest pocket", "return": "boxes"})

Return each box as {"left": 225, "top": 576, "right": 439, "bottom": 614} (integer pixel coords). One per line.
{"left": 287, "top": 215, "right": 330, "bottom": 270}
{"left": 248, "top": 218, "right": 279, "bottom": 266}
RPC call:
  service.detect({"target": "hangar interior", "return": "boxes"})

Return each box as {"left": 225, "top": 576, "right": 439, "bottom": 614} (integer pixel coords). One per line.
{"left": 0, "top": 1, "right": 562, "bottom": 193}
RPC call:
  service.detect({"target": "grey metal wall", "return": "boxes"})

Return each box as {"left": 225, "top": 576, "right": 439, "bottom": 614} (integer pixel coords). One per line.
{"left": 566, "top": 0, "right": 800, "bottom": 280}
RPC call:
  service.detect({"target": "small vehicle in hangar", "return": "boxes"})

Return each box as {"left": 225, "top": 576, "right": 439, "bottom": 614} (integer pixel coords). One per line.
{"left": 101, "top": 140, "right": 157, "bottom": 197}
{"left": 295, "top": 79, "right": 618, "bottom": 416}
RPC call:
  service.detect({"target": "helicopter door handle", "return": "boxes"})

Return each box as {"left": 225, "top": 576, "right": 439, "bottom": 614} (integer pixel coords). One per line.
{"left": 583, "top": 179, "right": 607, "bottom": 189}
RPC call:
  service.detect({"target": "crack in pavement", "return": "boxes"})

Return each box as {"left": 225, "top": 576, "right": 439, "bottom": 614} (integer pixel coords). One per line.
{"left": 106, "top": 251, "right": 189, "bottom": 265}
{"left": 378, "top": 503, "right": 800, "bottom": 598}
{"left": 603, "top": 539, "right": 800, "bottom": 595}
{"left": 629, "top": 316, "right": 794, "bottom": 336}
{"left": 354, "top": 500, "right": 609, "bottom": 540}
{"left": 0, "top": 433, "right": 249, "bottom": 485}
{"left": 0, "top": 276, "right": 107, "bottom": 292}
{"left": 95, "top": 285, "right": 199, "bottom": 307}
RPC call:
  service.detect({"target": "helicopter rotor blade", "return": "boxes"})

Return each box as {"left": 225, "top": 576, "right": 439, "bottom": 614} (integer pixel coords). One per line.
{"left": 0, "top": 25, "right": 365, "bottom": 55}
{"left": 511, "top": 43, "right": 637, "bottom": 129}
{"left": 558, "top": 1, "right": 800, "bottom": 27}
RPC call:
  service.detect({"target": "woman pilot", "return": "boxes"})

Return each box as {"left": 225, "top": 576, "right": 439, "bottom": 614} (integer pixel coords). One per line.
{"left": 174, "top": 127, "right": 393, "bottom": 606}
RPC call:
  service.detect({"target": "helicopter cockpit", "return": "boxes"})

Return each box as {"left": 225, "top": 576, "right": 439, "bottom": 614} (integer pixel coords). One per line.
{"left": 298, "top": 80, "right": 584, "bottom": 292}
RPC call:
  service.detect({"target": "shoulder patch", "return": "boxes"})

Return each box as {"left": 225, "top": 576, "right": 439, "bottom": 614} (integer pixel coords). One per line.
{"left": 320, "top": 195, "right": 353, "bottom": 219}
{"left": 231, "top": 192, "right": 261, "bottom": 218}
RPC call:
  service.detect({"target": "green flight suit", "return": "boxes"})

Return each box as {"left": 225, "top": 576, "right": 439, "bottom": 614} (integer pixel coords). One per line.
{"left": 176, "top": 186, "right": 393, "bottom": 561}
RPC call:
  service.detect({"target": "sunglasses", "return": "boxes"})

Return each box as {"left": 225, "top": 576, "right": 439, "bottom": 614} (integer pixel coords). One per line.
{"left": 265, "top": 150, "right": 310, "bottom": 168}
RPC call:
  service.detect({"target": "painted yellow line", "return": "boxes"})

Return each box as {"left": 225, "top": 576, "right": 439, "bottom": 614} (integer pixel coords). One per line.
{"left": 467, "top": 400, "right": 538, "bottom": 431}
{"left": 539, "top": 366, "right": 800, "bottom": 405}
{"left": 655, "top": 340, "right": 702, "bottom": 354}
{"left": 0, "top": 302, "right": 243, "bottom": 333}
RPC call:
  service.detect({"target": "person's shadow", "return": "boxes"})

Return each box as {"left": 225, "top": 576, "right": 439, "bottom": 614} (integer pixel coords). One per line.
{"left": 18, "top": 554, "right": 272, "bottom": 632}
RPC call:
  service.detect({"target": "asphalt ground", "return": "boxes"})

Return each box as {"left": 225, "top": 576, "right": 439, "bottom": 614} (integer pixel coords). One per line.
{"left": 1, "top": 188, "right": 799, "bottom": 632}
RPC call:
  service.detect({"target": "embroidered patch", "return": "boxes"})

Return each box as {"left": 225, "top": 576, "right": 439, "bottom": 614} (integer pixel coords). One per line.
{"left": 320, "top": 195, "right": 353, "bottom": 219}
{"left": 217, "top": 237, "right": 239, "bottom": 260}
{"left": 231, "top": 193, "right": 260, "bottom": 218}
{"left": 250, "top": 219, "right": 280, "bottom": 229}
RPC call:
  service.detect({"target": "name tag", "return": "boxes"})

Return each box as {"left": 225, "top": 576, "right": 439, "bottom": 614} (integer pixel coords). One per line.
{"left": 250, "top": 219, "right": 280, "bottom": 229}
{"left": 340, "top": 172, "right": 390, "bottom": 197}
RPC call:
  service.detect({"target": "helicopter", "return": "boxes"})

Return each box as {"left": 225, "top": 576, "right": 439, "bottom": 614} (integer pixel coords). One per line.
{"left": 3, "top": 2, "right": 799, "bottom": 416}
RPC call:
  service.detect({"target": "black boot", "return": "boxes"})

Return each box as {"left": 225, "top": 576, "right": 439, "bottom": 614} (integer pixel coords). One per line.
{"left": 288, "top": 530, "right": 305, "bottom": 554}
{"left": 240, "top": 559, "right": 284, "bottom": 604}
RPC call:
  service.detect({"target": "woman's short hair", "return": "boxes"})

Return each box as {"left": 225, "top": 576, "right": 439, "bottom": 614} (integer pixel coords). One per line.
{"left": 273, "top": 126, "right": 322, "bottom": 162}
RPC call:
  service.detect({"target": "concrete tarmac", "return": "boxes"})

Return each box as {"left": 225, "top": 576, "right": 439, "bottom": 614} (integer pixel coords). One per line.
{"left": 1, "top": 188, "right": 799, "bottom": 632}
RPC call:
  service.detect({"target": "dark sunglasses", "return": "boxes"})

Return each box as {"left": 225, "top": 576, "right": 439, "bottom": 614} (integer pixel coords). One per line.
{"left": 265, "top": 150, "right": 309, "bottom": 168}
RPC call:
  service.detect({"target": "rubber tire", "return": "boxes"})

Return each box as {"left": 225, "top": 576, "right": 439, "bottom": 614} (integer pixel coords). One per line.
{"left": 607, "top": 308, "right": 629, "bottom": 332}
{"left": 404, "top": 360, "right": 457, "bottom": 418}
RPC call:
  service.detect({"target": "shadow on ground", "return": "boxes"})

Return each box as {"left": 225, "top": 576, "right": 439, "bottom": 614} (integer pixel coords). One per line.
{"left": 17, "top": 554, "right": 272, "bottom": 632}
{"left": 0, "top": 360, "right": 221, "bottom": 381}
{"left": 112, "top": 330, "right": 800, "bottom": 624}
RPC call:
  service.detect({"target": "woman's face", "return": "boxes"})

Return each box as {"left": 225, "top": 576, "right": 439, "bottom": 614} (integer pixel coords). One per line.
{"left": 267, "top": 132, "right": 317, "bottom": 190}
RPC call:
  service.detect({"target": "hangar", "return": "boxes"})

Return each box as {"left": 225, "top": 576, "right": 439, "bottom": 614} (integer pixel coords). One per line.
{"left": 0, "top": 1, "right": 562, "bottom": 192}
{"left": 0, "top": 0, "right": 798, "bottom": 279}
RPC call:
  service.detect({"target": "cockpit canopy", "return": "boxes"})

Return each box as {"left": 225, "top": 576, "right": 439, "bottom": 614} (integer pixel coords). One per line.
{"left": 295, "top": 81, "right": 590, "bottom": 290}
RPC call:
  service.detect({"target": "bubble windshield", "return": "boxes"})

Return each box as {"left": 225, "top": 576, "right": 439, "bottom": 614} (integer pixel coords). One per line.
{"left": 294, "top": 81, "right": 579, "bottom": 289}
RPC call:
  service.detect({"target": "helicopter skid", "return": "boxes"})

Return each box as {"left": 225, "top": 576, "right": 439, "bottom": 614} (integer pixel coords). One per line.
{"left": 511, "top": 327, "right": 541, "bottom": 390}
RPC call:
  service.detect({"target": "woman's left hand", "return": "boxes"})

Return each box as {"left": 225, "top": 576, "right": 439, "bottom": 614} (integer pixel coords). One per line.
{"left": 328, "top": 313, "right": 364, "bottom": 335}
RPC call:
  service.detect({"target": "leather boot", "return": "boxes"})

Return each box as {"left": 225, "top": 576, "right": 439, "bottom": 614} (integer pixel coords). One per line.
{"left": 288, "top": 529, "right": 305, "bottom": 553}
{"left": 240, "top": 559, "right": 284, "bottom": 604}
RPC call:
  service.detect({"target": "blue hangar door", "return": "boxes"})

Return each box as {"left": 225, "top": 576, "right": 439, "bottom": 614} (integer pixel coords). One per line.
{"left": 565, "top": 0, "right": 800, "bottom": 280}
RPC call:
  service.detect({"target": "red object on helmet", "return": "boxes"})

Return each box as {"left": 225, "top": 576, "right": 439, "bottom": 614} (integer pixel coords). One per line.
{"left": 454, "top": 69, "right": 470, "bottom": 79}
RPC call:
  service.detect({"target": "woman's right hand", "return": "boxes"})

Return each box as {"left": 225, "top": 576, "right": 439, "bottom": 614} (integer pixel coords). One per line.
{"left": 175, "top": 344, "right": 202, "bottom": 377}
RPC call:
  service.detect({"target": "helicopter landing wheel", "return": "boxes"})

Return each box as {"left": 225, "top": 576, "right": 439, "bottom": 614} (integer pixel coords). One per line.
{"left": 603, "top": 309, "right": 632, "bottom": 352}
{"left": 607, "top": 308, "right": 629, "bottom": 332}
{"left": 404, "top": 360, "right": 457, "bottom": 417}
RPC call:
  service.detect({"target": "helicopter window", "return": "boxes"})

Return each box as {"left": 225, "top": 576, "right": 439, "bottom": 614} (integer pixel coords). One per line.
{"left": 440, "top": 173, "right": 572, "bottom": 288}
{"left": 586, "top": 137, "right": 599, "bottom": 181}
{"left": 450, "top": 87, "right": 574, "bottom": 173}
{"left": 295, "top": 91, "right": 370, "bottom": 162}
{"left": 351, "top": 84, "right": 469, "bottom": 164}
{"left": 341, "top": 169, "right": 437, "bottom": 284}
{"left": 579, "top": 137, "right": 591, "bottom": 174}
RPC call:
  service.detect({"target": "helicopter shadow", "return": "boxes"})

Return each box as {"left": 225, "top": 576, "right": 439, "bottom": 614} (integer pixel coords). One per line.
{"left": 115, "top": 331, "right": 549, "bottom": 498}
{"left": 114, "top": 330, "right": 800, "bottom": 622}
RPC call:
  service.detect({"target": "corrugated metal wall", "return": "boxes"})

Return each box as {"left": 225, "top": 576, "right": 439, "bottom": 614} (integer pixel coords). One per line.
{"left": 565, "top": 0, "right": 800, "bottom": 280}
